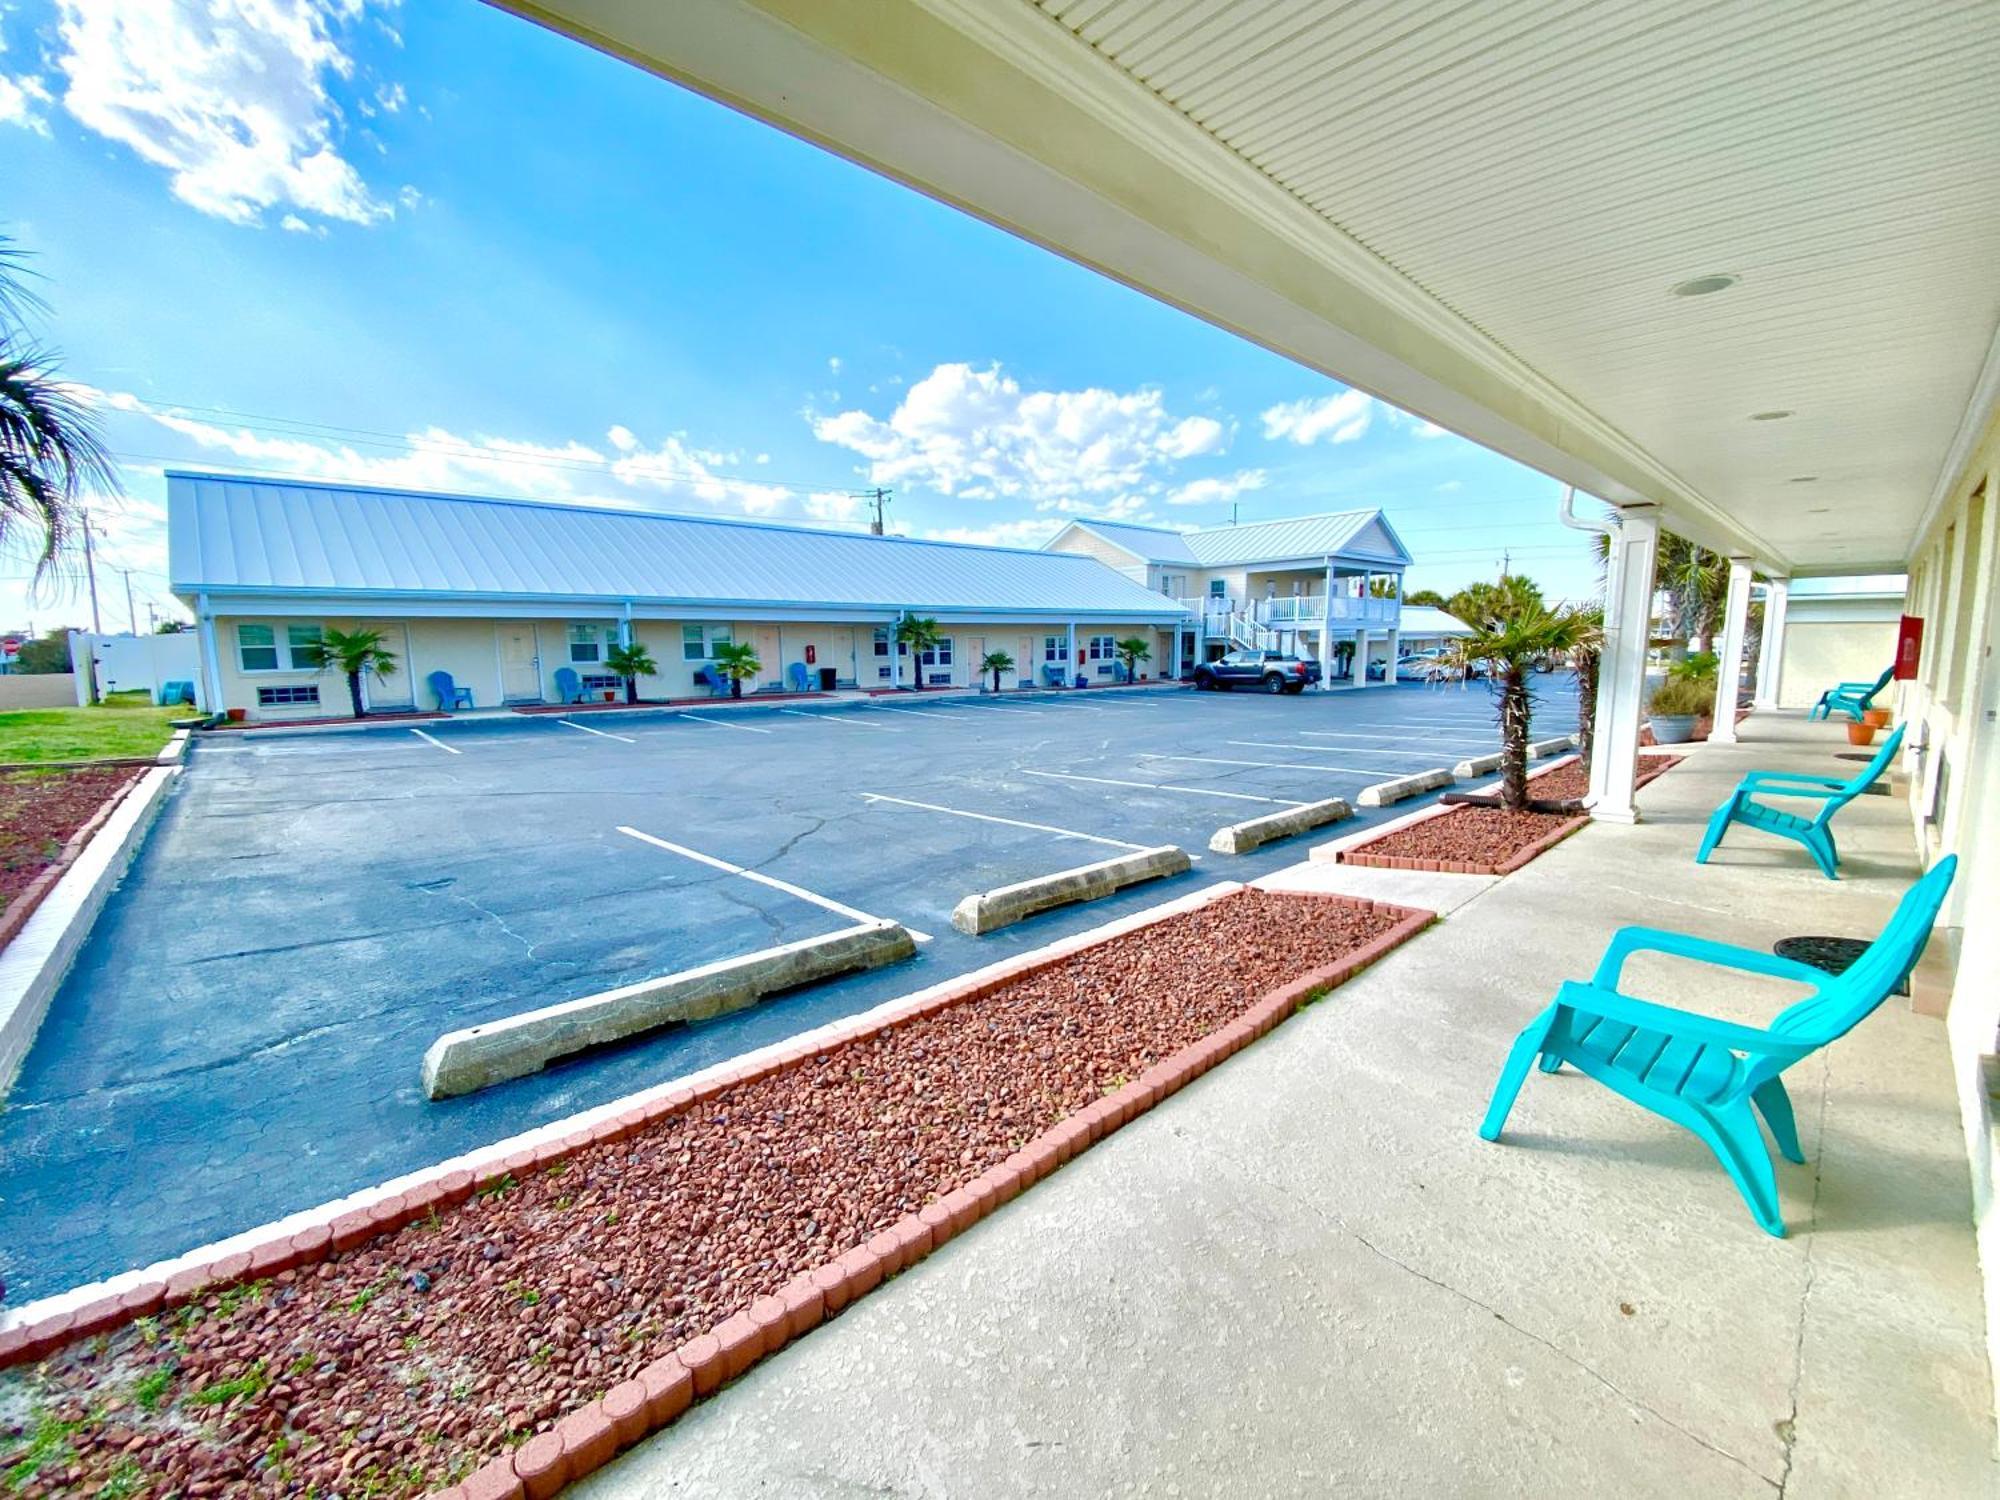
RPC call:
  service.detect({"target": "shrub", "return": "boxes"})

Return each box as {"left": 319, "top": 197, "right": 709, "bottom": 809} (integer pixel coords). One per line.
{"left": 1649, "top": 675, "right": 1712, "bottom": 717}
{"left": 1668, "top": 651, "right": 1719, "bottom": 684}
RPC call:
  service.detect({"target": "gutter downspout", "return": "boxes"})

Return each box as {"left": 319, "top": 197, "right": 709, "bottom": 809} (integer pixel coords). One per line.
{"left": 195, "top": 591, "right": 225, "bottom": 716}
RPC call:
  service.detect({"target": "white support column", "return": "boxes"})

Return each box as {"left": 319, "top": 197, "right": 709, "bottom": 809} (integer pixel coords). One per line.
{"left": 1067, "top": 621, "right": 1077, "bottom": 686}
{"left": 1710, "top": 557, "right": 1754, "bottom": 744}
{"left": 890, "top": 612, "right": 903, "bottom": 689}
{"left": 1319, "top": 561, "right": 1336, "bottom": 690}
{"left": 1589, "top": 506, "right": 1661, "bottom": 823}
{"left": 195, "top": 591, "right": 225, "bottom": 716}
{"left": 1753, "top": 578, "right": 1789, "bottom": 709}
{"left": 1382, "top": 627, "right": 1400, "bottom": 685}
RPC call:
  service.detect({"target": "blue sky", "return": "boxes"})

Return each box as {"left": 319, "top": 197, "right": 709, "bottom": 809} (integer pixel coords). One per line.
{"left": 0, "top": 0, "right": 1598, "bottom": 634}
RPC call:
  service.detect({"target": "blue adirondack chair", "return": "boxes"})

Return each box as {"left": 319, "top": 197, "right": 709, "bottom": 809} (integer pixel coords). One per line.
{"left": 1696, "top": 723, "right": 1904, "bottom": 879}
{"left": 1042, "top": 664, "right": 1069, "bottom": 688}
{"left": 788, "top": 662, "right": 809, "bottom": 693}
{"left": 156, "top": 679, "right": 195, "bottom": 706}
{"left": 694, "top": 664, "right": 730, "bottom": 697}
{"left": 553, "top": 667, "right": 588, "bottom": 704}
{"left": 428, "top": 670, "right": 474, "bottom": 711}
{"left": 1809, "top": 665, "right": 1892, "bottom": 722}
{"left": 1480, "top": 855, "right": 1956, "bottom": 1236}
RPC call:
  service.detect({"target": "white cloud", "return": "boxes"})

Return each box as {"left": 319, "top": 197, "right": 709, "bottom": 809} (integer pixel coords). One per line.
{"left": 278, "top": 213, "right": 325, "bottom": 237}
{"left": 0, "top": 70, "right": 49, "bottom": 133}
{"left": 1436, "top": 480, "right": 1463, "bottom": 493}
{"left": 90, "top": 389, "right": 859, "bottom": 527}
{"left": 1260, "top": 388, "right": 1373, "bottom": 446}
{"left": 918, "top": 519, "right": 1062, "bottom": 550}
{"left": 1412, "top": 419, "right": 1447, "bottom": 439}
{"left": 1167, "top": 469, "right": 1266, "bottom": 507}
{"left": 827, "top": 356, "right": 842, "bottom": 375}
{"left": 51, "top": 0, "right": 398, "bottom": 228}
{"left": 812, "top": 362, "right": 1229, "bottom": 507}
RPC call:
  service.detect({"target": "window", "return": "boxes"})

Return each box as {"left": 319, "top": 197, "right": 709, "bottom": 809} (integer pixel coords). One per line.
{"left": 568, "top": 622, "right": 616, "bottom": 664}
{"left": 1087, "top": 635, "right": 1115, "bottom": 660}
{"left": 1208, "top": 580, "right": 1226, "bottom": 598}
{"left": 1044, "top": 636, "right": 1065, "bottom": 662}
{"left": 256, "top": 684, "right": 320, "bottom": 707}
{"left": 238, "top": 623, "right": 279, "bottom": 673}
{"left": 681, "top": 624, "right": 733, "bottom": 661}
{"left": 919, "top": 638, "right": 953, "bottom": 668}
{"left": 237, "top": 621, "right": 322, "bottom": 672}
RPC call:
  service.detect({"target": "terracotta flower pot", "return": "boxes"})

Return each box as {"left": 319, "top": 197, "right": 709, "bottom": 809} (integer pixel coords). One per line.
{"left": 1862, "top": 707, "right": 1891, "bottom": 729}
{"left": 1846, "top": 721, "right": 1878, "bottom": 746}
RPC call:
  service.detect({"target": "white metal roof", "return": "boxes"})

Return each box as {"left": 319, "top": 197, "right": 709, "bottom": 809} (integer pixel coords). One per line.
{"left": 166, "top": 473, "right": 1190, "bottom": 620}
{"left": 1057, "top": 511, "right": 1410, "bottom": 568}
{"left": 1397, "top": 606, "right": 1472, "bottom": 639}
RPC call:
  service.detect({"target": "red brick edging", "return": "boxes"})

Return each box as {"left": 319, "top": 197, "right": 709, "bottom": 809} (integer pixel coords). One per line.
{"left": 0, "top": 770, "right": 145, "bottom": 955}
{"left": 0, "top": 893, "right": 1434, "bottom": 1498}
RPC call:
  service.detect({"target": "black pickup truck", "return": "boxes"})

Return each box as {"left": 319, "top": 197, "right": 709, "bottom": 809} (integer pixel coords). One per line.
{"left": 1191, "top": 650, "right": 1323, "bottom": 694}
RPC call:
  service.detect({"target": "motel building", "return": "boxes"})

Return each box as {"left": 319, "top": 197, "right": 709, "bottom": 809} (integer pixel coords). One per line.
{"left": 166, "top": 471, "right": 1199, "bottom": 720}
{"left": 1044, "top": 512, "right": 1410, "bottom": 680}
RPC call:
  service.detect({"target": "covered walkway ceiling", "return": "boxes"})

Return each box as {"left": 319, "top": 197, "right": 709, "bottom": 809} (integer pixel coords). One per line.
{"left": 499, "top": 0, "right": 2000, "bottom": 576}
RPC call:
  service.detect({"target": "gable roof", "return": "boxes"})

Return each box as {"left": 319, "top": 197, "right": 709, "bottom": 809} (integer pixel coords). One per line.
{"left": 1050, "top": 510, "right": 1412, "bottom": 569}
{"left": 1397, "top": 605, "right": 1473, "bottom": 637}
{"left": 167, "top": 473, "right": 1189, "bottom": 621}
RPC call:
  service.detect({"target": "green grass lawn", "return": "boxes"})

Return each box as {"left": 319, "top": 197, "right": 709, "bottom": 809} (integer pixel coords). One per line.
{"left": 0, "top": 696, "right": 182, "bottom": 763}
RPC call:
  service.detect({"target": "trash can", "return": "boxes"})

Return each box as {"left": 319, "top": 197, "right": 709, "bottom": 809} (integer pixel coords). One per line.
{"left": 818, "top": 667, "right": 838, "bottom": 692}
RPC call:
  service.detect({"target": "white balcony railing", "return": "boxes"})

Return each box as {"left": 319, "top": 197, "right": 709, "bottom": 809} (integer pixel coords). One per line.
{"left": 1199, "top": 595, "right": 1401, "bottom": 636}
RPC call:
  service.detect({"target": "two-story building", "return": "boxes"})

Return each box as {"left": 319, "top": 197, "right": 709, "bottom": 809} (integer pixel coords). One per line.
{"left": 1043, "top": 511, "right": 1413, "bottom": 683}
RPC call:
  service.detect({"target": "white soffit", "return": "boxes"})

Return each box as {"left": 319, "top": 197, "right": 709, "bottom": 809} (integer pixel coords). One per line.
{"left": 498, "top": 0, "right": 2000, "bottom": 572}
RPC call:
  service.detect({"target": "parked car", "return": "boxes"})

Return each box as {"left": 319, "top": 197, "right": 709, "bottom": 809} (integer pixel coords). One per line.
{"left": 1193, "top": 650, "right": 1323, "bottom": 693}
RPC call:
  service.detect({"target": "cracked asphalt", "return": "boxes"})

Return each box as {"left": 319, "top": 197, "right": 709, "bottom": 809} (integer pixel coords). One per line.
{"left": 2, "top": 679, "right": 1576, "bottom": 1301}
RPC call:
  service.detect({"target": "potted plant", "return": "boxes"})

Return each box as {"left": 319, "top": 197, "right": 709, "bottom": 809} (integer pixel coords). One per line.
{"left": 1847, "top": 719, "right": 1879, "bottom": 746}
{"left": 1861, "top": 706, "right": 1892, "bottom": 730}
{"left": 1646, "top": 673, "right": 1710, "bottom": 745}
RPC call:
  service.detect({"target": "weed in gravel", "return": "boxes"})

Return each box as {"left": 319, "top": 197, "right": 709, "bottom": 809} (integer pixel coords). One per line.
{"left": 476, "top": 1174, "right": 518, "bottom": 1201}
{"left": 96, "top": 1456, "right": 145, "bottom": 1499}
{"left": 4, "top": 1411, "right": 80, "bottom": 1488}
{"left": 189, "top": 1359, "right": 268, "bottom": 1407}
{"left": 131, "top": 1366, "right": 173, "bottom": 1411}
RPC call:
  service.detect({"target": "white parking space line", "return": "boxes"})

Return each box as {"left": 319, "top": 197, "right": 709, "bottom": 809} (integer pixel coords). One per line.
{"left": 779, "top": 709, "right": 902, "bottom": 731}
{"left": 1226, "top": 739, "right": 1455, "bottom": 757}
{"left": 1023, "top": 769, "right": 1305, "bottom": 806}
{"left": 1140, "top": 753, "right": 1392, "bottom": 776}
{"left": 557, "top": 718, "right": 637, "bottom": 744}
{"left": 950, "top": 702, "right": 1045, "bottom": 715}
{"left": 858, "top": 793, "right": 1157, "bottom": 853}
{"left": 676, "top": 713, "right": 773, "bottom": 734}
{"left": 410, "top": 728, "right": 461, "bottom": 754}
{"left": 868, "top": 705, "right": 981, "bottom": 721}
{"left": 617, "top": 825, "right": 931, "bottom": 943}
{"left": 1288, "top": 736, "right": 1496, "bottom": 748}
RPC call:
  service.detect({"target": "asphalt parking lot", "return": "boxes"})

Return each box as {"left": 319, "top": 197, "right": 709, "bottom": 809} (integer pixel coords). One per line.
{"left": 2, "top": 677, "right": 1577, "bottom": 1300}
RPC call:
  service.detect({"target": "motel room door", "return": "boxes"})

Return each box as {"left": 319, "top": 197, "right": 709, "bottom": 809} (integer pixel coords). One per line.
{"left": 963, "top": 635, "right": 984, "bottom": 691}
{"left": 753, "top": 626, "right": 783, "bottom": 692}
{"left": 498, "top": 624, "right": 542, "bottom": 703}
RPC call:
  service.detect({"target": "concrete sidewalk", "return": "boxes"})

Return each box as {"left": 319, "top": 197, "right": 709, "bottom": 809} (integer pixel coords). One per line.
{"left": 576, "top": 711, "right": 1992, "bottom": 1499}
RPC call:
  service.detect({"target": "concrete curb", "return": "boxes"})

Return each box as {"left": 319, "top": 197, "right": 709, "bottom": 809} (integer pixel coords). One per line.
{"left": 0, "top": 882, "right": 1437, "bottom": 1491}
{"left": 1529, "top": 734, "right": 1579, "bottom": 758}
{"left": 1356, "top": 766, "right": 1453, "bottom": 807}
{"left": 0, "top": 764, "right": 179, "bottom": 1099}
{"left": 421, "top": 920, "right": 917, "bottom": 1099}
{"left": 1208, "top": 798, "right": 1352, "bottom": 855}
{"left": 1451, "top": 750, "right": 1503, "bottom": 780}
{"left": 950, "top": 845, "right": 1191, "bottom": 935}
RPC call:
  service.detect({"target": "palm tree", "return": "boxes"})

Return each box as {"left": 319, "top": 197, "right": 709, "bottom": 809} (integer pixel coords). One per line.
{"left": 1566, "top": 603, "right": 1604, "bottom": 770}
{"left": 605, "top": 640, "right": 657, "bottom": 705}
{"left": 711, "top": 640, "right": 762, "bottom": 699}
{"left": 1438, "top": 575, "right": 1583, "bottom": 811}
{"left": 1113, "top": 636, "right": 1151, "bottom": 684}
{"left": 980, "top": 649, "right": 1015, "bottom": 693}
{"left": 1, "top": 237, "right": 114, "bottom": 582}
{"left": 302, "top": 627, "right": 399, "bottom": 720}
{"left": 894, "top": 615, "right": 942, "bottom": 689}
{"left": 1367, "top": 576, "right": 1400, "bottom": 598}
{"left": 1404, "top": 588, "right": 1448, "bottom": 608}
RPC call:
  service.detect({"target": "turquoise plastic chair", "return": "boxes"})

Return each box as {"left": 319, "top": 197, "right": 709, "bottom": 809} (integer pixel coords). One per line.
{"left": 1809, "top": 666, "right": 1892, "bottom": 722}
{"left": 1696, "top": 723, "right": 1903, "bottom": 879}
{"left": 1480, "top": 855, "right": 1955, "bottom": 1236}
{"left": 428, "top": 670, "right": 474, "bottom": 711}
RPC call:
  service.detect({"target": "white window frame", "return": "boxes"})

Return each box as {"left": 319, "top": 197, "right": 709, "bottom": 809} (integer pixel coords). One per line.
{"left": 568, "top": 621, "right": 617, "bottom": 664}
{"left": 919, "top": 637, "right": 953, "bottom": 668}
{"left": 1043, "top": 635, "right": 1065, "bottom": 662}
{"left": 681, "top": 624, "right": 734, "bottom": 662}
{"left": 236, "top": 620, "right": 323, "bottom": 673}
{"left": 1087, "top": 635, "right": 1116, "bottom": 661}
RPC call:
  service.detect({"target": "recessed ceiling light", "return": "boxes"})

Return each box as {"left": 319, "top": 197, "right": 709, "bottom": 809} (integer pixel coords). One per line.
{"left": 1671, "top": 274, "right": 1739, "bottom": 297}
{"left": 1807, "top": 507, "right": 1831, "bottom": 514}
{"left": 1749, "top": 410, "right": 1794, "bottom": 421}
{"left": 1789, "top": 475, "right": 1817, "bottom": 483}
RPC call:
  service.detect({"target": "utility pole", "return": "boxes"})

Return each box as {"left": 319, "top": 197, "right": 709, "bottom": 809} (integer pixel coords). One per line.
{"left": 119, "top": 568, "right": 138, "bottom": 635}
{"left": 81, "top": 510, "right": 102, "bottom": 634}
{"left": 864, "top": 487, "right": 892, "bottom": 535}
{"left": 147, "top": 602, "right": 159, "bottom": 634}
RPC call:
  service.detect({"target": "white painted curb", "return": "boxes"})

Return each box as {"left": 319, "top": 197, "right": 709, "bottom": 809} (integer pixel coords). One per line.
{"left": 1357, "top": 766, "right": 1453, "bottom": 807}
{"left": 951, "top": 845, "right": 1191, "bottom": 934}
{"left": 1208, "top": 797, "right": 1352, "bottom": 855}
{"left": 0, "top": 765, "right": 180, "bottom": 1097}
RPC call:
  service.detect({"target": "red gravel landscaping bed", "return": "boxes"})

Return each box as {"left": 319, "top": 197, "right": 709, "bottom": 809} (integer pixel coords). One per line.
{"left": 1339, "top": 754, "right": 1686, "bottom": 875}
{"left": 0, "top": 766, "right": 143, "bottom": 916}
{"left": 0, "top": 889, "right": 1428, "bottom": 1500}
